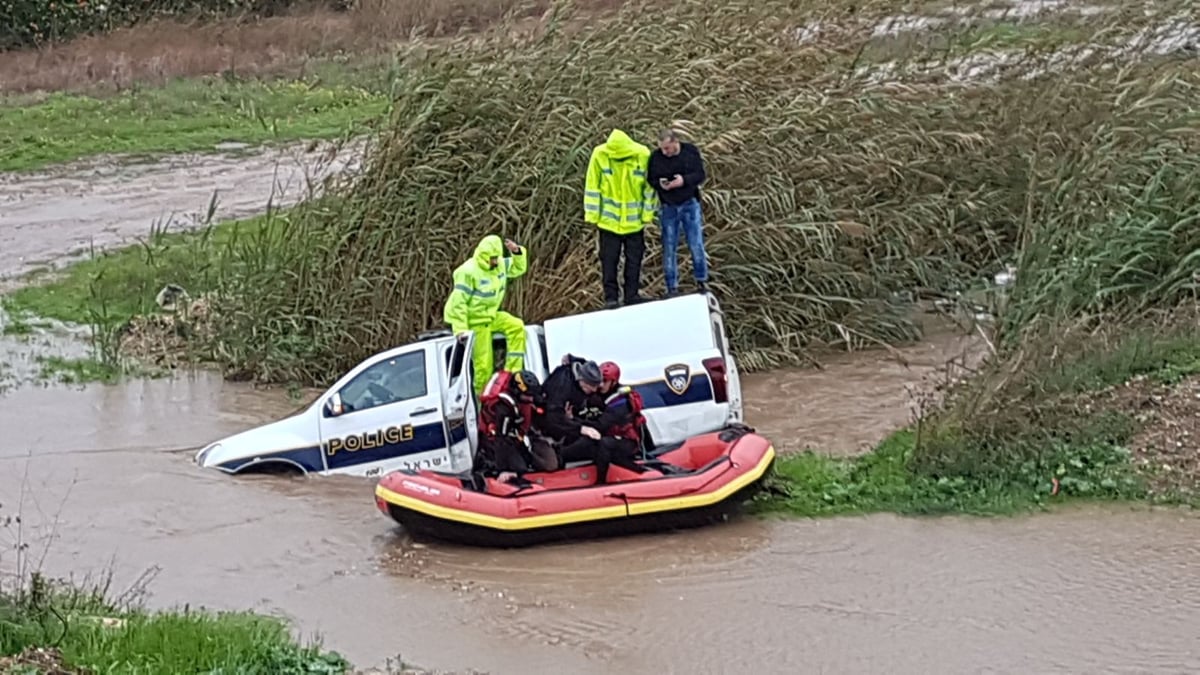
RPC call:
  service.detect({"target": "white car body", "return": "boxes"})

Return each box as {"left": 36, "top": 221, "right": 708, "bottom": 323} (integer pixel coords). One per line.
{"left": 195, "top": 292, "right": 744, "bottom": 478}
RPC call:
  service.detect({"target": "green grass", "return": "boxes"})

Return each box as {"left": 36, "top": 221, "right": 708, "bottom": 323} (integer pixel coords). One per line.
{"left": 0, "top": 574, "right": 347, "bottom": 674}
{"left": 0, "top": 62, "right": 394, "bottom": 172}
{"left": 0, "top": 577, "right": 350, "bottom": 674}
{"left": 34, "top": 355, "right": 125, "bottom": 384}
{"left": 0, "top": 214, "right": 276, "bottom": 385}
{"left": 4, "top": 214, "right": 274, "bottom": 327}
{"left": 752, "top": 428, "right": 1147, "bottom": 518}
{"left": 0, "top": 309, "right": 49, "bottom": 336}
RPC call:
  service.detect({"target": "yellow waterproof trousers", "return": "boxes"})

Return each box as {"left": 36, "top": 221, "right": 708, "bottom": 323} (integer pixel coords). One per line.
{"left": 470, "top": 311, "right": 527, "bottom": 394}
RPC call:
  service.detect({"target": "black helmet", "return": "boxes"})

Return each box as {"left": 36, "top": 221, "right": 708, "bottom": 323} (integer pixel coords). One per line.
{"left": 572, "top": 360, "right": 603, "bottom": 387}
{"left": 510, "top": 370, "right": 543, "bottom": 401}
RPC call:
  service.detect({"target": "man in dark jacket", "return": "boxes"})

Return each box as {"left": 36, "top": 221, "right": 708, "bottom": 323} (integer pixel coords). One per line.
{"left": 547, "top": 358, "right": 644, "bottom": 484}
{"left": 537, "top": 358, "right": 605, "bottom": 449}
{"left": 647, "top": 129, "right": 710, "bottom": 297}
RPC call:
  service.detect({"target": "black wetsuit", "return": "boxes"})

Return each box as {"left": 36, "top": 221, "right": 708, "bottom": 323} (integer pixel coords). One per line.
{"left": 557, "top": 385, "right": 644, "bottom": 484}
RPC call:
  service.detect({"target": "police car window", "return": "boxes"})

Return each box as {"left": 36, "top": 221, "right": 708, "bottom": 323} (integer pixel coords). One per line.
{"left": 712, "top": 317, "right": 727, "bottom": 358}
{"left": 338, "top": 351, "right": 428, "bottom": 414}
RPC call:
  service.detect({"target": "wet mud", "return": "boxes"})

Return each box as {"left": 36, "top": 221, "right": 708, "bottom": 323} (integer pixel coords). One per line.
{"left": 0, "top": 140, "right": 361, "bottom": 280}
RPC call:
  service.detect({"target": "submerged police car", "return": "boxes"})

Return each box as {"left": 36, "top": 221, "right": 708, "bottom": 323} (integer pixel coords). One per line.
{"left": 194, "top": 293, "right": 746, "bottom": 478}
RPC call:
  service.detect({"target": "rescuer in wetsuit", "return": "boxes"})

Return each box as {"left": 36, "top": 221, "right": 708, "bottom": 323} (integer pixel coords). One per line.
{"left": 476, "top": 370, "right": 555, "bottom": 484}
{"left": 545, "top": 358, "right": 644, "bottom": 484}
{"left": 536, "top": 358, "right": 604, "bottom": 462}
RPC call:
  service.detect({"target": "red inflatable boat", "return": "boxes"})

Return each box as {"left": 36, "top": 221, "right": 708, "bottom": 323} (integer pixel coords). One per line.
{"left": 374, "top": 424, "right": 776, "bottom": 547}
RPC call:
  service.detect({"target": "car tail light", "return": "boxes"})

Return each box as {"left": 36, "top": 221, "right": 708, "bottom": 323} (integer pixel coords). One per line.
{"left": 702, "top": 357, "right": 728, "bottom": 403}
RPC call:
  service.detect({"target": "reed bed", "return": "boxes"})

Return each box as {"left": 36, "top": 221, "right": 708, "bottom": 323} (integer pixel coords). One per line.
{"left": 907, "top": 52, "right": 1200, "bottom": 477}
{"left": 199, "top": 0, "right": 1198, "bottom": 386}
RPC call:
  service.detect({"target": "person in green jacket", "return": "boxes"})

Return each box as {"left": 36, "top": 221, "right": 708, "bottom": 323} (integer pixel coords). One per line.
{"left": 584, "top": 129, "right": 658, "bottom": 309}
{"left": 443, "top": 235, "right": 528, "bottom": 394}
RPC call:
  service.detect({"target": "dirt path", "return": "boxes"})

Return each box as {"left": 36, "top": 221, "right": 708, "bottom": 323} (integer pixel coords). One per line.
{"left": 0, "top": 140, "right": 361, "bottom": 281}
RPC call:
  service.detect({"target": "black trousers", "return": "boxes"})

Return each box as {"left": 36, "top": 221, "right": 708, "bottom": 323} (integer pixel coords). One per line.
{"left": 560, "top": 436, "right": 643, "bottom": 484}
{"left": 599, "top": 228, "right": 645, "bottom": 304}
{"left": 481, "top": 435, "right": 558, "bottom": 475}
{"left": 481, "top": 436, "right": 530, "bottom": 474}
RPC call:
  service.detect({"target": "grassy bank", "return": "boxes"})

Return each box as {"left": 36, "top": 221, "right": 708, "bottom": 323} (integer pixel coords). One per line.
{"left": 2, "top": 213, "right": 277, "bottom": 383}
{"left": 756, "top": 325, "right": 1200, "bottom": 518}
{"left": 0, "top": 64, "right": 391, "bottom": 172}
{"left": 129, "top": 0, "right": 1195, "bottom": 387}
{"left": 4, "top": 0, "right": 1197, "bottom": 389}
{"left": 0, "top": 573, "right": 351, "bottom": 674}
{"left": 4, "top": 215, "right": 272, "bottom": 327}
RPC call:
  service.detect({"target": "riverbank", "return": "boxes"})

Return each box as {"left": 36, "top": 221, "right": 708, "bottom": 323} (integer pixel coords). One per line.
{"left": 0, "top": 576, "right": 351, "bottom": 674}
{"left": 4, "top": 0, "right": 1200, "bottom": 511}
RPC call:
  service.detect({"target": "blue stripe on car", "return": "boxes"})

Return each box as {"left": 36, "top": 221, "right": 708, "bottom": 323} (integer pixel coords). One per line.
{"left": 217, "top": 444, "right": 325, "bottom": 474}
{"left": 323, "top": 420, "right": 450, "bottom": 470}
{"left": 634, "top": 374, "right": 714, "bottom": 408}
{"left": 218, "top": 376, "right": 713, "bottom": 473}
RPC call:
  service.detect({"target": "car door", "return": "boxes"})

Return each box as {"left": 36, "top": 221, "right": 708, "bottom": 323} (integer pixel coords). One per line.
{"left": 317, "top": 345, "right": 450, "bottom": 478}
{"left": 440, "top": 331, "right": 479, "bottom": 474}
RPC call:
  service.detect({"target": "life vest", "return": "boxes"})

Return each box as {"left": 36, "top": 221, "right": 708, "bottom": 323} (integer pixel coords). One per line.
{"left": 603, "top": 386, "right": 646, "bottom": 442}
{"left": 478, "top": 371, "right": 535, "bottom": 439}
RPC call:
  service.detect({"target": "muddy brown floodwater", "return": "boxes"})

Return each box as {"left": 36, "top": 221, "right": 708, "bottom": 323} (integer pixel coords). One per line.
{"left": 0, "top": 141, "right": 361, "bottom": 280}
{"left": 3, "top": 323, "right": 1200, "bottom": 674}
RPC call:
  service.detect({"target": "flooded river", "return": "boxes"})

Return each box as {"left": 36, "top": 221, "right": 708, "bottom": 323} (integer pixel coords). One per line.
{"left": 3, "top": 144, "right": 1200, "bottom": 673}
{"left": 3, "top": 327, "right": 1199, "bottom": 674}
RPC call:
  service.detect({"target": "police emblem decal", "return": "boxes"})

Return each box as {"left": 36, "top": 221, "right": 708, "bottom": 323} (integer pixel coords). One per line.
{"left": 664, "top": 363, "right": 691, "bottom": 396}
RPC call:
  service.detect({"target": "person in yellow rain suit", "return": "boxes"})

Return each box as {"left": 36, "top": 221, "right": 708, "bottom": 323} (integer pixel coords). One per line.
{"left": 444, "top": 234, "right": 529, "bottom": 394}
{"left": 584, "top": 129, "right": 658, "bottom": 309}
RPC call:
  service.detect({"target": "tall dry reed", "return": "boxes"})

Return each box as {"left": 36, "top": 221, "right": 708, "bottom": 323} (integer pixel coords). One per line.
{"left": 204, "top": 0, "right": 1199, "bottom": 387}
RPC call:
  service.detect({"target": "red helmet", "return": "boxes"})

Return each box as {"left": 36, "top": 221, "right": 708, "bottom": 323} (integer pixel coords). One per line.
{"left": 599, "top": 361, "right": 621, "bottom": 384}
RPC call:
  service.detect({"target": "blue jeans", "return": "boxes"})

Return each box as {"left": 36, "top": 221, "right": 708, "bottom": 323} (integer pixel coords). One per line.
{"left": 658, "top": 197, "right": 709, "bottom": 292}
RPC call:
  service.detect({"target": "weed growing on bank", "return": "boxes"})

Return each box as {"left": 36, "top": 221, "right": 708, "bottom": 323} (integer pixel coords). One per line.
{"left": 754, "top": 426, "right": 1147, "bottom": 519}
{"left": 4, "top": 215, "right": 274, "bottom": 327}
{"left": 0, "top": 573, "right": 353, "bottom": 673}
{"left": 756, "top": 321, "right": 1200, "bottom": 515}
{"left": 0, "top": 493, "right": 355, "bottom": 675}
{"left": 176, "top": 0, "right": 1196, "bottom": 387}
{"left": 0, "top": 64, "right": 390, "bottom": 172}
{"left": 2, "top": 214, "right": 281, "bottom": 382}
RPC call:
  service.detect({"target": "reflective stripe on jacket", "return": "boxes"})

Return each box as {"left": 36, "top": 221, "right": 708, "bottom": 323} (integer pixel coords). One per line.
{"left": 443, "top": 235, "right": 528, "bottom": 332}
{"left": 584, "top": 129, "right": 657, "bottom": 235}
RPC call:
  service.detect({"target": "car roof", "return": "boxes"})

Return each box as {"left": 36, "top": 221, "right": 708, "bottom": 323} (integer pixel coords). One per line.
{"left": 543, "top": 293, "right": 717, "bottom": 367}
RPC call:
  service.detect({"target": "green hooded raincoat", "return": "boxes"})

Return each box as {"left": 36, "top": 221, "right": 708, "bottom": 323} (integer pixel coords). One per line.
{"left": 584, "top": 130, "right": 658, "bottom": 235}
{"left": 443, "top": 235, "right": 529, "bottom": 393}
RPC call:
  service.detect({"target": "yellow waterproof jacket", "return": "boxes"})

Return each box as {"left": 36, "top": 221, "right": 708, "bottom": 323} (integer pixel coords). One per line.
{"left": 584, "top": 129, "right": 658, "bottom": 235}
{"left": 443, "top": 235, "right": 528, "bottom": 331}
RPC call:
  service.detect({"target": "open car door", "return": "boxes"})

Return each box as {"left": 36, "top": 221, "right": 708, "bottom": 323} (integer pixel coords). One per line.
{"left": 441, "top": 331, "right": 479, "bottom": 474}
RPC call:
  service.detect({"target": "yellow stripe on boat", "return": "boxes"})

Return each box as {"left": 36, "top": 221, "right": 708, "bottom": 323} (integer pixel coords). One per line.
{"left": 376, "top": 445, "right": 776, "bottom": 531}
